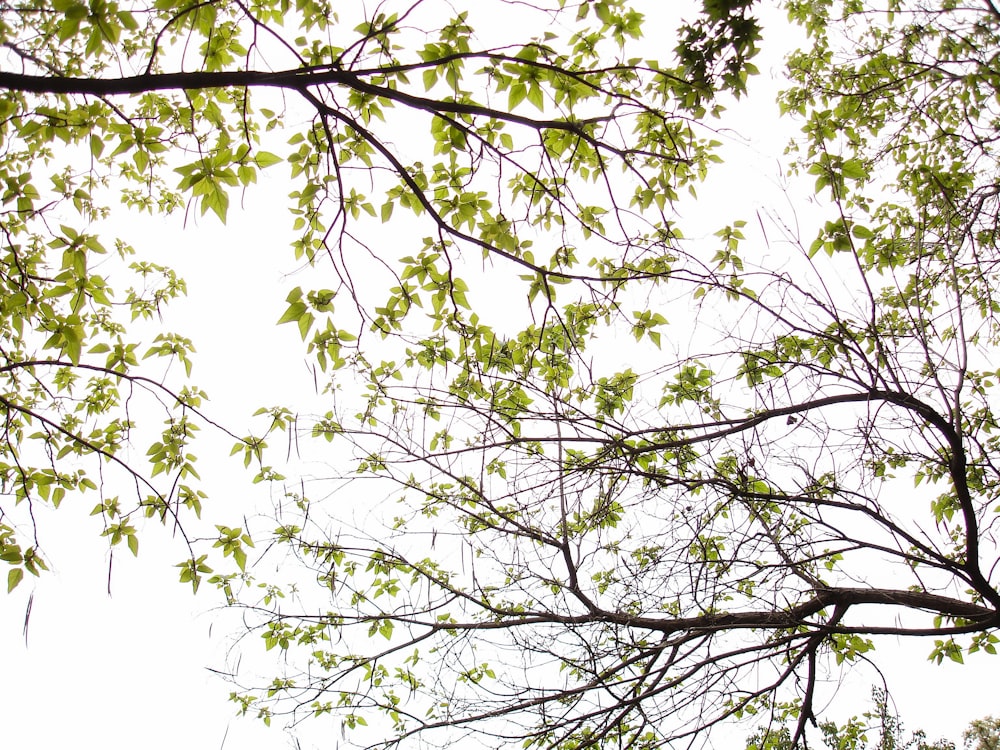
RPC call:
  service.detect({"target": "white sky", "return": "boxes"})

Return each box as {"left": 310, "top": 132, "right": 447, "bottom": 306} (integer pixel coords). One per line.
{"left": 1, "top": 2, "right": 998, "bottom": 748}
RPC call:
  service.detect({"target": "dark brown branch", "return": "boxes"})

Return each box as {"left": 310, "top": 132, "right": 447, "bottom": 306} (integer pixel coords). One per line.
{"left": 274, "top": 585, "right": 996, "bottom": 634}
{"left": 0, "top": 68, "right": 610, "bottom": 137}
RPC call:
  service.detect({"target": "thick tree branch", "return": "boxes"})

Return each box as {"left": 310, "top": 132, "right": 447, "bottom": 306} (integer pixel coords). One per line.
{"left": 0, "top": 68, "right": 614, "bottom": 139}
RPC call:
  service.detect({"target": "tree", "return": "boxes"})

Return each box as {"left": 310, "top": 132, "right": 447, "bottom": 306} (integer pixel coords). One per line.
{"left": 0, "top": 0, "right": 755, "bottom": 591}
{"left": 745, "top": 689, "right": 968, "bottom": 750}
{"left": 965, "top": 717, "right": 1000, "bottom": 750}
{"left": 3, "top": 0, "right": 1000, "bottom": 749}
{"left": 222, "top": 0, "right": 999, "bottom": 745}
{"left": 747, "top": 697, "right": 1000, "bottom": 750}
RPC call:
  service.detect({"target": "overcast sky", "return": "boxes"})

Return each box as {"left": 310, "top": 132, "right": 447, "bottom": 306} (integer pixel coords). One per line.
{"left": 2, "top": 3, "right": 998, "bottom": 748}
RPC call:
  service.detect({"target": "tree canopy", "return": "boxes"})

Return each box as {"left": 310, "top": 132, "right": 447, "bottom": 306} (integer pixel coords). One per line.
{"left": 746, "top": 692, "right": 999, "bottom": 750}
{"left": 2, "top": 0, "right": 1000, "bottom": 748}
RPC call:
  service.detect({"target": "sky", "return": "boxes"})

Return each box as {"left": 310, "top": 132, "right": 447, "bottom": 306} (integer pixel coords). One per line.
{"left": 1, "top": 2, "right": 998, "bottom": 749}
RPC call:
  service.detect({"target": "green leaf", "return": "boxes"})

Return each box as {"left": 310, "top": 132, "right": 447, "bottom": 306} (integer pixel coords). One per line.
{"left": 7, "top": 568, "right": 23, "bottom": 593}
{"left": 254, "top": 151, "right": 283, "bottom": 168}
{"left": 526, "top": 83, "right": 545, "bottom": 111}
{"left": 841, "top": 158, "right": 867, "bottom": 181}
{"left": 508, "top": 82, "right": 527, "bottom": 110}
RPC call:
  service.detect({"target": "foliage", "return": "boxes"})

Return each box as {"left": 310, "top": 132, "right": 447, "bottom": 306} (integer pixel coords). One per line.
{"left": 0, "top": 0, "right": 749, "bottom": 593}
{"left": 965, "top": 717, "right": 1000, "bottom": 750}
{"left": 3, "top": 0, "right": 1000, "bottom": 748}
{"left": 746, "top": 689, "right": 959, "bottom": 750}
{"left": 0, "top": 82, "right": 232, "bottom": 590}
{"left": 747, "top": 695, "right": 1000, "bottom": 750}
